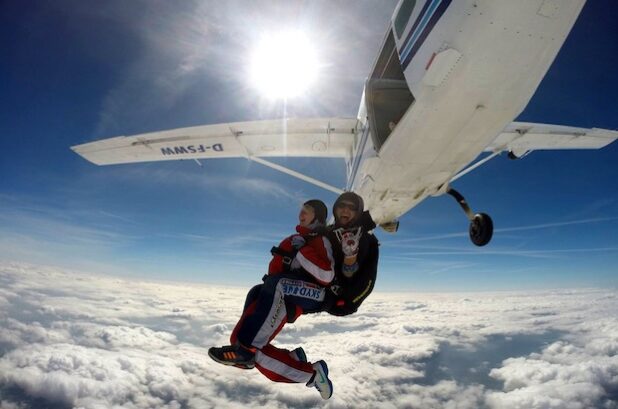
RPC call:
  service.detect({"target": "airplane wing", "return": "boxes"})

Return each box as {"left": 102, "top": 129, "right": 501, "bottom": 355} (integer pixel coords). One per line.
{"left": 71, "top": 117, "right": 359, "bottom": 165}
{"left": 485, "top": 122, "right": 618, "bottom": 157}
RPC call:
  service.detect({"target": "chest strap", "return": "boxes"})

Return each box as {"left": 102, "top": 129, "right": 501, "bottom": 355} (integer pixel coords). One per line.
{"left": 270, "top": 246, "right": 297, "bottom": 268}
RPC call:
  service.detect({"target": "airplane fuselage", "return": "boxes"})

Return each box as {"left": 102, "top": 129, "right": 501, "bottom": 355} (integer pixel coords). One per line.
{"left": 348, "top": 0, "right": 586, "bottom": 225}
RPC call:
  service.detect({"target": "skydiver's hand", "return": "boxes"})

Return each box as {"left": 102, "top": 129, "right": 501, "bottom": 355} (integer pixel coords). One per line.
{"left": 341, "top": 228, "right": 362, "bottom": 258}
{"left": 327, "top": 300, "right": 357, "bottom": 316}
{"left": 323, "top": 287, "right": 342, "bottom": 311}
{"left": 291, "top": 235, "right": 306, "bottom": 250}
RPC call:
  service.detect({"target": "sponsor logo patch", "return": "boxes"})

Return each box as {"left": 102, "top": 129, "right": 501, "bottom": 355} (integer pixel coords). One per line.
{"left": 280, "top": 279, "right": 325, "bottom": 301}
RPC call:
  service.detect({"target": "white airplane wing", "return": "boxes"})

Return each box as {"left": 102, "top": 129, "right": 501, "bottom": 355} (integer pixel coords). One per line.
{"left": 485, "top": 122, "right": 618, "bottom": 157}
{"left": 72, "top": 117, "right": 359, "bottom": 165}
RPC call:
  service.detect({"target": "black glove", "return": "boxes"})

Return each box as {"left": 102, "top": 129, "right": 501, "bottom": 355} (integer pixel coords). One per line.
{"left": 271, "top": 246, "right": 297, "bottom": 272}
{"left": 323, "top": 284, "right": 357, "bottom": 316}
{"left": 326, "top": 300, "right": 357, "bottom": 316}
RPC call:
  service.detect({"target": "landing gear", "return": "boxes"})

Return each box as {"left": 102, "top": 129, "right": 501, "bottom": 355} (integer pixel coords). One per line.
{"left": 469, "top": 213, "right": 493, "bottom": 246}
{"left": 447, "top": 188, "right": 493, "bottom": 246}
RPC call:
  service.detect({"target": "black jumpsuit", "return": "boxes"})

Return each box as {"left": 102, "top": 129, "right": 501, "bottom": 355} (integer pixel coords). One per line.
{"left": 325, "top": 211, "right": 380, "bottom": 316}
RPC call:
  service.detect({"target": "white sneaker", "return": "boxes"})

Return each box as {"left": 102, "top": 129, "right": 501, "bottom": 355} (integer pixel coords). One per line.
{"left": 307, "top": 360, "right": 333, "bottom": 399}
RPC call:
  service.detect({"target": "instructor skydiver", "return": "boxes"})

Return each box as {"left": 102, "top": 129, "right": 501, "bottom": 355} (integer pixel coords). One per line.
{"left": 324, "top": 192, "right": 380, "bottom": 317}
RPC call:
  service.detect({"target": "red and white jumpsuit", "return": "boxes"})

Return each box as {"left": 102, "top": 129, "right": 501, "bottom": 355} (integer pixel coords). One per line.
{"left": 230, "top": 225, "right": 334, "bottom": 383}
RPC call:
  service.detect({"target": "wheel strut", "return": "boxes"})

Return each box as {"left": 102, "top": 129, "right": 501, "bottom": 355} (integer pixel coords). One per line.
{"left": 447, "top": 188, "right": 494, "bottom": 246}
{"left": 446, "top": 188, "right": 475, "bottom": 221}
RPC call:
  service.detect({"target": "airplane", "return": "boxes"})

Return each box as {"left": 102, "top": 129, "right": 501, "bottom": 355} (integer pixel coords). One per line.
{"left": 71, "top": 0, "right": 617, "bottom": 246}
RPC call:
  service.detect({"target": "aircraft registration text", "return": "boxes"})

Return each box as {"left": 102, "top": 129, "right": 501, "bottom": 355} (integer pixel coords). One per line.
{"left": 161, "top": 144, "right": 223, "bottom": 156}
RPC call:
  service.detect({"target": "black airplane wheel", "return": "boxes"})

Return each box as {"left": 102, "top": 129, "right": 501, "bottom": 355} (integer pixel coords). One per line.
{"left": 469, "top": 213, "right": 493, "bottom": 246}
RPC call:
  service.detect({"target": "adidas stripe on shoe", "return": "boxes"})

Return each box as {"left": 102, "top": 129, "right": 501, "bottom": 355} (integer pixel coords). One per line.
{"left": 208, "top": 344, "right": 255, "bottom": 369}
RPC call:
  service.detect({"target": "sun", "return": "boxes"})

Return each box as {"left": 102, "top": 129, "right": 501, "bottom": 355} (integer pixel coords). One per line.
{"left": 249, "top": 31, "right": 320, "bottom": 99}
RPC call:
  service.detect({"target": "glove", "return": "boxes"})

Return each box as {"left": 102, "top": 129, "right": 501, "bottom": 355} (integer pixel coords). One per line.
{"left": 326, "top": 300, "right": 358, "bottom": 316}
{"left": 340, "top": 228, "right": 362, "bottom": 276}
{"left": 322, "top": 287, "right": 342, "bottom": 311}
{"left": 341, "top": 228, "right": 362, "bottom": 258}
{"left": 291, "top": 235, "right": 306, "bottom": 250}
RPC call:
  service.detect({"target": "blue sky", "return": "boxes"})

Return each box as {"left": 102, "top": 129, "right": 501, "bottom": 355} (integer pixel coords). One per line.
{"left": 1, "top": 0, "right": 617, "bottom": 291}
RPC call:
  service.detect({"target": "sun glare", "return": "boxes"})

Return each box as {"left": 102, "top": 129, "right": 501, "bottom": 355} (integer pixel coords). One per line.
{"left": 250, "top": 31, "right": 319, "bottom": 99}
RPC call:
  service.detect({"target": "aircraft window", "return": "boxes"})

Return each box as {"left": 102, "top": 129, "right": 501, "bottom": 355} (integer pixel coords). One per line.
{"left": 395, "top": 0, "right": 416, "bottom": 38}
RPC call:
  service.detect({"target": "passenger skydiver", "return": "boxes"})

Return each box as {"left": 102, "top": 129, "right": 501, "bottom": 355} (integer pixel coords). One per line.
{"left": 208, "top": 200, "right": 335, "bottom": 400}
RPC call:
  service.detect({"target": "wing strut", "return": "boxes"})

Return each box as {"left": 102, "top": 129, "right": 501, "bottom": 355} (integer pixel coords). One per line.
{"left": 450, "top": 150, "right": 503, "bottom": 183}
{"left": 248, "top": 156, "right": 344, "bottom": 195}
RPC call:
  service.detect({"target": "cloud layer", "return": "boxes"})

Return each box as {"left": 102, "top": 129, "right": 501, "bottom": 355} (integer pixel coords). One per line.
{"left": 1, "top": 261, "right": 617, "bottom": 408}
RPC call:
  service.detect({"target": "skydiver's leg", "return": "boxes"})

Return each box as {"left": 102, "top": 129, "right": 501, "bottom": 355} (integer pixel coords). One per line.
{"left": 243, "top": 284, "right": 263, "bottom": 311}
{"left": 236, "top": 275, "right": 287, "bottom": 349}
{"left": 255, "top": 344, "right": 314, "bottom": 383}
{"left": 256, "top": 344, "right": 334, "bottom": 399}
{"left": 236, "top": 274, "right": 325, "bottom": 350}
{"left": 230, "top": 284, "right": 262, "bottom": 345}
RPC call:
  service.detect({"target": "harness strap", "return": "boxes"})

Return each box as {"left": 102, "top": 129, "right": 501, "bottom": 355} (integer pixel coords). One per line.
{"left": 270, "top": 246, "right": 297, "bottom": 268}
{"left": 270, "top": 232, "right": 321, "bottom": 270}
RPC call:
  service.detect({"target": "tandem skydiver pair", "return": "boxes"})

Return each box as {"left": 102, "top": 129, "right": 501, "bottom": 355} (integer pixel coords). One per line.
{"left": 208, "top": 192, "right": 379, "bottom": 400}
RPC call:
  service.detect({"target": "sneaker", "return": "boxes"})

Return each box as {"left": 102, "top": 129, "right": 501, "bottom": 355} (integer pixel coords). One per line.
{"left": 307, "top": 360, "right": 333, "bottom": 399}
{"left": 208, "top": 344, "right": 255, "bottom": 369}
{"left": 291, "top": 347, "right": 307, "bottom": 362}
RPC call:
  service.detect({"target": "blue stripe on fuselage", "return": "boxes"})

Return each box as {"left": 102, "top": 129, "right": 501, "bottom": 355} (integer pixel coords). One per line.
{"left": 398, "top": 0, "right": 453, "bottom": 72}
{"left": 399, "top": 0, "right": 443, "bottom": 62}
{"left": 399, "top": 0, "right": 434, "bottom": 57}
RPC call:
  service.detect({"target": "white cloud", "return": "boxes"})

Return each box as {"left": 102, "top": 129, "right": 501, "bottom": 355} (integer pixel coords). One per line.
{"left": 486, "top": 325, "right": 618, "bottom": 409}
{"left": 1, "top": 261, "right": 617, "bottom": 408}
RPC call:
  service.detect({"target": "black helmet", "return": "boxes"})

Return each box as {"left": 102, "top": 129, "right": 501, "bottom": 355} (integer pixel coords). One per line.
{"left": 333, "top": 192, "right": 364, "bottom": 225}
{"left": 303, "top": 199, "right": 328, "bottom": 225}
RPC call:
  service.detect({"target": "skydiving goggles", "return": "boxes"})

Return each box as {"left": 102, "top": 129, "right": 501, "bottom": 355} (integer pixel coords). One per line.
{"left": 335, "top": 201, "right": 358, "bottom": 211}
